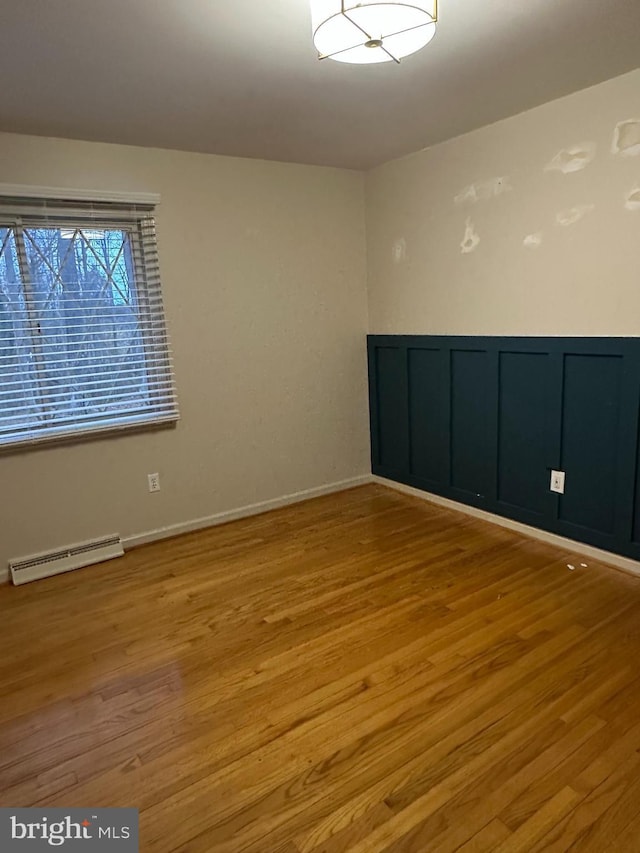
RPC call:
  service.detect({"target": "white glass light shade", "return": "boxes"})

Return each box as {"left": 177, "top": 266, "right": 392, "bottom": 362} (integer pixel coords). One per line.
{"left": 310, "top": 1, "right": 437, "bottom": 64}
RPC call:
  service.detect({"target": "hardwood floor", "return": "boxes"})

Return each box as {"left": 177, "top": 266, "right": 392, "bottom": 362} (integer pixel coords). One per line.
{"left": 2, "top": 484, "right": 640, "bottom": 852}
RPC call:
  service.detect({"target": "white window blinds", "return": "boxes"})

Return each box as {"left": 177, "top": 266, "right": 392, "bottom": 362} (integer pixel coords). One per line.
{"left": 0, "top": 192, "right": 178, "bottom": 449}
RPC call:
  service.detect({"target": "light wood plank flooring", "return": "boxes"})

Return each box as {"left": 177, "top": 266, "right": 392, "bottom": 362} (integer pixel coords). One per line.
{"left": 2, "top": 484, "right": 640, "bottom": 851}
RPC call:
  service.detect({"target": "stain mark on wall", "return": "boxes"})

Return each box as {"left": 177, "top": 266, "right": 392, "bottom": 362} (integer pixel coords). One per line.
{"left": 392, "top": 237, "right": 407, "bottom": 263}
{"left": 625, "top": 187, "right": 640, "bottom": 212}
{"left": 454, "top": 177, "right": 512, "bottom": 206}
{"left": 455, "top": 185, "right": 478, "bottom": 205}
{"left": 523, "top": 232, "right": 543, "bottom": 249}
{"left": 460, "top": 219, "right": 480, "bottom": 254}
{"left": 612, "top": 120, "right": 640, "bottom": 157}
{"left": 556, "top": 205, "right": 595, "bottom": 227}
{"left": 545, "top": 143, "right": 596, "bottom": 174}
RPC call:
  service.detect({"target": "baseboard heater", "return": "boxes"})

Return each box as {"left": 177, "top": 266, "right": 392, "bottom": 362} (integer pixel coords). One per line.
{"left": 9, "top": 534, "right": 124, "bottom": 585}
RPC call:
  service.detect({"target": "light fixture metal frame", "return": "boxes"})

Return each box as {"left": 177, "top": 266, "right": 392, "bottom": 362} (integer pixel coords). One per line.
{"left": 314, "top": 0, "right": 438, "bottom": 64}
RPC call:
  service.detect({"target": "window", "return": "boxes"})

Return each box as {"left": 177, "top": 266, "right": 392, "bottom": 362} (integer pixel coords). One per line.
{"left": 0, "top": 190, "right": 178, "bottom": 449}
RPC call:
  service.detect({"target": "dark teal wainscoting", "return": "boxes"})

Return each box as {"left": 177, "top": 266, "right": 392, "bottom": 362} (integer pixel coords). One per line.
{"left": 367, "top": 336, "right": 640, "bottom": 561}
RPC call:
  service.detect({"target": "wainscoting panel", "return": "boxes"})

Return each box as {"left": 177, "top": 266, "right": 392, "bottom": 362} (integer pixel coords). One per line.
{"left": 370, "top": 345, "right": 408, "bottom": 478}
{"left": 407, "top": 346, "right": 449, "bottom": 487}
{"left": 497, "top": 350, "right": 557, "bottom": 521}
{"left": 368, "top": 336, "right": 640, "bottom": 560}
{"left": 450, "top": 348, "right": 496, "bottom": 504}
{"left": 559, "top": 354, "right": 622, "bottom": 535}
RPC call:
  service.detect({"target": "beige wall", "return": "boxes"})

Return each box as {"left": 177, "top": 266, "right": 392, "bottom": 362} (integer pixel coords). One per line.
{"left": 2, "top": 69, "right": 640, "bottom": 576}
{"left": 0, "top": 133, "right": 370, "bottom": 574}
{"left": 366, "top": 69, "right": 640, "bottom": 336}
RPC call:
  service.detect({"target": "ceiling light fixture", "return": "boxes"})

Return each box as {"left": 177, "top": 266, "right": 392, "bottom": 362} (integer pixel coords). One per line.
{"left": 310, "top": 1, "right": 438, "bottom": 65}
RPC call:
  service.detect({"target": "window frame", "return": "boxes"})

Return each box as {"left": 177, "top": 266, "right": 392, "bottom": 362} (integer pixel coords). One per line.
{"left": 0, "top": 185, "right": 178, "bottom": 451}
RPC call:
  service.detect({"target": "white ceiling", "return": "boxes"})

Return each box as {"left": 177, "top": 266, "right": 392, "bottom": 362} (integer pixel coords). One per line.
{"left": 1, "top": 0, "right": 639, "bottom": 170}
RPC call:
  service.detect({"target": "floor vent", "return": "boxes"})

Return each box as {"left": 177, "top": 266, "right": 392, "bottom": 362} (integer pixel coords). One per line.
{"left": 9, "top": 535, "right": 124, "bottom": 585}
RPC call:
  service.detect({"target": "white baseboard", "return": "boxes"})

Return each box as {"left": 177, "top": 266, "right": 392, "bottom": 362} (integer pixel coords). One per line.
{"left": 7, "top": 472, "right": 636, "bottom": 584}
{"left": 373, "top": 475, "right": 640, "bottom": 578}
{"left": 0, "top": 475, "right": 371, "bottom": 585}
{"left": 122, "top": 474, "right": 372, "bottom": 550}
